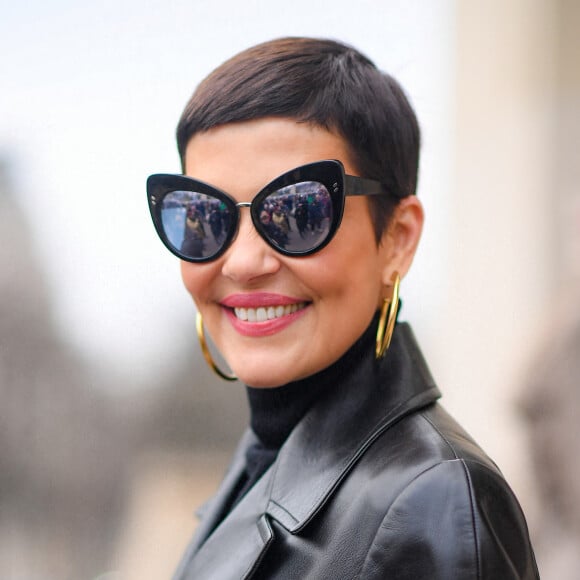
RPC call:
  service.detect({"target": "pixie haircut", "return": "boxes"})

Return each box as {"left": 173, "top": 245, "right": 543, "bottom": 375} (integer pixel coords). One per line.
{"left": 176, "top": 37, "right": 420, "bottom": 241}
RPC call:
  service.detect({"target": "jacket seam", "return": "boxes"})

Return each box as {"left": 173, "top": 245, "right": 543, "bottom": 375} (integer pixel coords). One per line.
{"left": 459, "top": 458, "right": 482, "bottom": 580}
{"left": 420, "top": 411, "right": 459, "bottom": 459}
{"left": 268, "top": 498, "right": 300, "bottom": 525}
{"left": 420, "top": 412, "right": 483, "bottom": 578}
{"left": 420, "top": 412, "right": 503, "bottom": 475}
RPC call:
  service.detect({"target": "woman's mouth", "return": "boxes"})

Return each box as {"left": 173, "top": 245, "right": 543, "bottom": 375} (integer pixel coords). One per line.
{"left": 221, "top": 294, "right": 310, "bottom": 337}
{"left": 233, "top": 302, "right": 307, "bottom": 322}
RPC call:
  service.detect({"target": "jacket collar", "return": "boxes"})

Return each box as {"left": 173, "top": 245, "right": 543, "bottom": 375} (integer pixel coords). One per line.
{"left": 266, "top": 322, "right": 440, "bottom": 531}
{"left": 175, "top": 323, "right": 440, "bottom": 579}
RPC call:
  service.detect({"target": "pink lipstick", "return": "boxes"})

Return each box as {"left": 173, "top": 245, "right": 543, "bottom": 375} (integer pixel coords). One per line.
{"left": 221, "top": 293, "right": 309, "bottom": 337}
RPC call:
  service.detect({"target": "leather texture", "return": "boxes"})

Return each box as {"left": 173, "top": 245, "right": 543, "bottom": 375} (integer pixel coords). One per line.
{"left": 174, "top": 323, "right": 539, "bottom": 579}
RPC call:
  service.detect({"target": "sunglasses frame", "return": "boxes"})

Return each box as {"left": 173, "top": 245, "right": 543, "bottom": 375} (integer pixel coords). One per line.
{"left": 147, "top": 159, "right": 389, "bottom": 263}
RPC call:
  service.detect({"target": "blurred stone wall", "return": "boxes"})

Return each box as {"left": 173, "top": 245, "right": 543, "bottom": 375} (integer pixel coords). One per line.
{"left": 114, "top": 333, "right": 248, "bottom": 578}
{"left": 0, "top": 157, "right": 248, "bottom": 578}
{"left": 0, "top": 160, "right": 131, "bottom": 579}
{"left": 451, "top": 3, "right": 580, "bottom": 578}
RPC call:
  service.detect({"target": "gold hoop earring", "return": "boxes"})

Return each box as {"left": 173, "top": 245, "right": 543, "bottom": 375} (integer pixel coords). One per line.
{"left": 196, "top": 312, "right": 237, "bottom": 382}
{"left": 375, "top": 272, "right": 401, "bottom": 359}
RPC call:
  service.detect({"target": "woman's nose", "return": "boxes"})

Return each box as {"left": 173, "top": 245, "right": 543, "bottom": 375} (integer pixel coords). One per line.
{"left": 221, "top": 210, "right": 281, "bottom": 283}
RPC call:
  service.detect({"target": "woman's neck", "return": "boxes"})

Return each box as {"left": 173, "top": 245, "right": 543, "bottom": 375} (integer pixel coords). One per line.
{"left": 245, "top": 316, "right": 376, "bottom": 449}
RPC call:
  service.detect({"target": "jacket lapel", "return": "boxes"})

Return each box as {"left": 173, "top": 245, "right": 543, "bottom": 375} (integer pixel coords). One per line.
{"left": 176, "top": 452, "right": 275, "bottom": 580}
{"left": 265, "top": 323, "right": 441, "bottom": 532}
{"left": 173, "top": 430, "right": 258, "bottom": 578}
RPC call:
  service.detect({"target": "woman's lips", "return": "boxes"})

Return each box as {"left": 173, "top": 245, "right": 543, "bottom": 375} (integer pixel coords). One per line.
{"left": 221, "top": 292, "right": 304, "bottom": 308}
{"left": 221, "top": 293, "right": 310, "bottom": 337}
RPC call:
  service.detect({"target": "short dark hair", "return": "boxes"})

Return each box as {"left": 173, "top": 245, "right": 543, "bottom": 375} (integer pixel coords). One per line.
{"left": 176, "top": 37, "right": 420, "bottom": 241}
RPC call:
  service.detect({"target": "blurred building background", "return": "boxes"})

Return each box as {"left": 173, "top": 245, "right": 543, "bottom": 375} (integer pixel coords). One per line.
{"left": 0, "top": 159, "right": 247, "bottom": 578}
{"left": 0, "top": 1, "right": 579, "bottom": 578}
{"left": 0, "top": 161, "right": 130, "bottom": 578}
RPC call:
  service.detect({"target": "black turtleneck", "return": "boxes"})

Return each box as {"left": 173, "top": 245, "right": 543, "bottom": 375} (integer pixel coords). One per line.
{"left": 229, "top": 316, "right": 378, "bottom": 508}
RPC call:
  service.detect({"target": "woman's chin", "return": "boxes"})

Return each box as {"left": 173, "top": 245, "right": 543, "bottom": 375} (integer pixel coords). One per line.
{"left": 232, "top": 362, "right": 300, "bottom": 389}
{"left": 235, "top": 371, "right": 288, "bottom": 389}
{"left": 219, "top": 343, "right": 302, "bottom": 388}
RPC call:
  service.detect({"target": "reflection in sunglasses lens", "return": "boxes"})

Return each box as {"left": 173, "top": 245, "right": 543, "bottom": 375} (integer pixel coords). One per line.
{"left": 257, "top": 181, "right": 332, "bottom": 253}
{"left": 160, "top": 191, "right": 232, "bottom": 259}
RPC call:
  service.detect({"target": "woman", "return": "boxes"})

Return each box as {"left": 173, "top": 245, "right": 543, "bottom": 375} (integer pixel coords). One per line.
{"left": 147, "top": 38, "right": 539, "bottom": 579}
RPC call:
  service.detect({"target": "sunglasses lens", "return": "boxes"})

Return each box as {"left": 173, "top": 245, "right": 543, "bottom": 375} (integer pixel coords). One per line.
{"left": 159, "top": 190, "right": 233, "bottom": 260}
{"left": 256, "top": 181, "right": 333, "bottom": 254}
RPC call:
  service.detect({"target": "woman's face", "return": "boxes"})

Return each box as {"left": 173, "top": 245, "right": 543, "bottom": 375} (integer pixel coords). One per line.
{"left": 181, "top": 118, "right": 411, "bottom": 387}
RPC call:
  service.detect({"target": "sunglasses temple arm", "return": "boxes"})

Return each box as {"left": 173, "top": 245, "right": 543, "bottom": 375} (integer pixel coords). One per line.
{"left": 344, "top": 174, "right": 388, "bottom": 197}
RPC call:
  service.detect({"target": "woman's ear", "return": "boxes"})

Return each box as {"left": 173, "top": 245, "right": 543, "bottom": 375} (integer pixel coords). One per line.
{"left": 379, "top": 196, "right": 424, "bottom": 285}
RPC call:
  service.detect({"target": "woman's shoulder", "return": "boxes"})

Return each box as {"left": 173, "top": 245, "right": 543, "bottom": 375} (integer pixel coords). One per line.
{"left": 357, "top": 402, "right": 502, "bottom": 491}
{"left": 353, "top": 404, "right": 539, "bottom": 579}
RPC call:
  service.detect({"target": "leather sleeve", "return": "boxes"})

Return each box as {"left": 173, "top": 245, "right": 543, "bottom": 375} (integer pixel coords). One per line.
{"left": 357, "top": 459, "right": 539, "bottom": 580}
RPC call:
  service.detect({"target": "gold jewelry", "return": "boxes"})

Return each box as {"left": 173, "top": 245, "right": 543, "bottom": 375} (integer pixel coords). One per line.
{"left": 375, "top": 271, "right": 401, "bottom": 359}
{"left": 196, "top": 312, "right": 237, "bottom": 381}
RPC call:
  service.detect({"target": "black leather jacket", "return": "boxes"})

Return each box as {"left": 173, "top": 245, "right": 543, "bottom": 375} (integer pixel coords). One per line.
{"left": 175, "top": 323, "right": 539, "bottom": 579}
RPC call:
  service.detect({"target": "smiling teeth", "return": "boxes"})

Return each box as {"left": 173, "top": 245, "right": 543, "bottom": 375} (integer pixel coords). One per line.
{"left": 234, "top": 303, "right": 306, "bottom": 322}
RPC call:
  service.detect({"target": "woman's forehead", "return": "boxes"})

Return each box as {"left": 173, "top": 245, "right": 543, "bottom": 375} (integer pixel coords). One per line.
{"left": 183, "top": 118, "right": 356, "bottom": 200}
